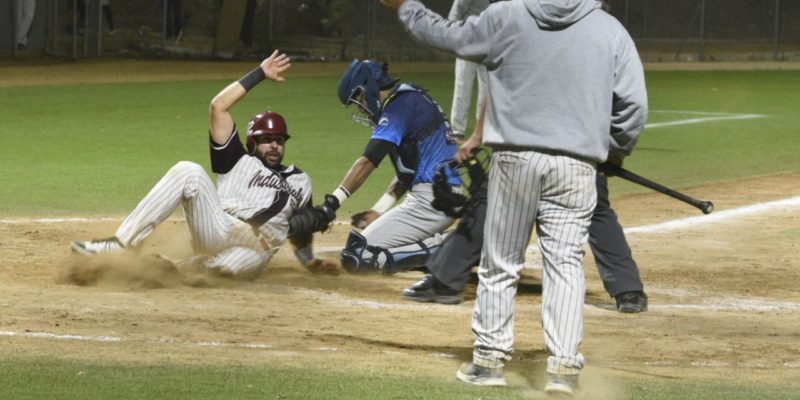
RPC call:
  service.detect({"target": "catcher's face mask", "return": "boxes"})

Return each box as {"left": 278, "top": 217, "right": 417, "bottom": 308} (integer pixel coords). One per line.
{"left": 337, "top": 59, "right": 397, "bottom": 128}
{"left": 347, "top": 87, "right": 378, "bottom": 128}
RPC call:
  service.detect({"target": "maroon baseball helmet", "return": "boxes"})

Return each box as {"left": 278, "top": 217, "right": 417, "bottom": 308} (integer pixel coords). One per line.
{"left": 246, "top": 111, "right": 290, "bottom": 153}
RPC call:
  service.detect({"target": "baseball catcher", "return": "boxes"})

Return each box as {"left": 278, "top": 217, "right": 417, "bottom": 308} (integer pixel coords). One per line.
{"left": 301, "top": 59, "right": 463, "bottom": 275}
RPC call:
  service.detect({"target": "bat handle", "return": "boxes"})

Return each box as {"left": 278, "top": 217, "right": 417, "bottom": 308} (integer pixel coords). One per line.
{"left": 700, "top": 201, "right": 714, "bottom": 214}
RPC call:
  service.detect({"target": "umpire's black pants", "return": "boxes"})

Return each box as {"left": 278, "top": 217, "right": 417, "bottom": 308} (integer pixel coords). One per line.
{"left": 426, "top": 174, "right": 644, "bottom": 298}
{"left": 588, "top": 174, "right": 644, "bottom": 297}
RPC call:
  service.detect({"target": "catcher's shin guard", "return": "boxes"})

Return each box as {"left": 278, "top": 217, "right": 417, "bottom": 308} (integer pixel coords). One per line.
{"left": 341, "top": 231, "right": 380, "bottom": 273}
{"left": 340, "top": 231, "right": 439, "bottom": 275}
{"left": 381, "top": 240, "right": 439, "bottom": 275}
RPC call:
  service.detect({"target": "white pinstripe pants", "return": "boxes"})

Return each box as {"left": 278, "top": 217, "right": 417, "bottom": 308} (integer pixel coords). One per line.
{"left": 115, "top": 161, "right": 272, "bottom": 278}
{"left": 471, "top": 150, "right": 596, "bottom": 375}
{"left": 15, "top": 0, "right": 36, "bottom": 46}
{"left": 450, "top": 58, "right": 488, "bottom": 136}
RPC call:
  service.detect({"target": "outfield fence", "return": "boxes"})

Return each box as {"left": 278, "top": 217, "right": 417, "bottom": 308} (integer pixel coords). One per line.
{"left": 3, "top": 0, "right": 799, "bottom": 61}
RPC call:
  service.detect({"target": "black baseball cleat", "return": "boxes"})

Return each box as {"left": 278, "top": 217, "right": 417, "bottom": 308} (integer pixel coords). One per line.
{"left": 402, "top": 274, "right": 463, "bottom": 305}
{"left": 615, "top": 291, "right": 648, "bottom": 313}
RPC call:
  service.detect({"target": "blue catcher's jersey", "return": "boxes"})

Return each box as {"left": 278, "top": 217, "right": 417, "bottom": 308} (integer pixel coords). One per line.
{"left": 370, "top": 84, "right": 461, "bottom": 187}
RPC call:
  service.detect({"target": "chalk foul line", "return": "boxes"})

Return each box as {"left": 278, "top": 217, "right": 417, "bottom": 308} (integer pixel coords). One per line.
{"left": 645, "top": 110, "right": 767, "bottom": 130}
{"left": 624, "top": 195, "right": 800, "bottom": 234}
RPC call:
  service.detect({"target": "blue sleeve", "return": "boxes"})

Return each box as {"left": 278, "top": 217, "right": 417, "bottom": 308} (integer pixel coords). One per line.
{"left": 370, "top": 100, "right": 413, "bottom": 146}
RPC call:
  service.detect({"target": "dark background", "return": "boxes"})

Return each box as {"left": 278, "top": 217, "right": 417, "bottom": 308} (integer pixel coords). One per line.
{"left": 2, "top": 0, "right": 799, "bottom": 61}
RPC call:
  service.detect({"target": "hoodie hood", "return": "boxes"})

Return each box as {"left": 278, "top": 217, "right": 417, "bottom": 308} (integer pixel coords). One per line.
{"left": 524, "top": 0, "right": 599, "bottom": 29}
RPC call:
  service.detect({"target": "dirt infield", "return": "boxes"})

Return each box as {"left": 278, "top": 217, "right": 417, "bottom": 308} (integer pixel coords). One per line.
{"left": 1, "top": 172, "right": 799, "bottom": 396}
{"left": 3, "top": 58, "right": 798, "bottom": 399}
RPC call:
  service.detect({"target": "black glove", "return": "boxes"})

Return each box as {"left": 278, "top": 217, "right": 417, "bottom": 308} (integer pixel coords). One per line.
{"left": 288, "top": 195, "right": 339, "bottom": 236}
{"left": 319, "top": 194, "right": 339, "bottom": 222}
{"left": 431, "top": 164, "right": 468, "bottom": 217}
{"left": 600, "top": 152, "right": 625, "bottom": 176}
{"left": 597, "top": 162, "right": 622, "bottom": 177}
{"left": 463, "top": 157, "right": 488, "bottom": 198}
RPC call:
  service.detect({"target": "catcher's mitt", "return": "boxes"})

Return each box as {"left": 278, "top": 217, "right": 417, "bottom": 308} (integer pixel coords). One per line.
{"left": 288, "top": 195, "right": 339, "bottom": 236}
{"left": 431, "top": 151, "right": 488, "bottom": 217}
{"left": 305, "top": 258, "right": 340, "bottom": 276}
{"left": 431, "top": 164, "right": 469, "bottom": 217}
{"left": 289, "top": 207, "right": 332, "bottom": 236}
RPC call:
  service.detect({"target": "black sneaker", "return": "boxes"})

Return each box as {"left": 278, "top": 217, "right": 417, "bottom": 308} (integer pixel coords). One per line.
{"left": 402, "top": 274, "right": 463, "bottom": 305}
{"left": 615, "top": 291, "right": 648, "bottom": 313}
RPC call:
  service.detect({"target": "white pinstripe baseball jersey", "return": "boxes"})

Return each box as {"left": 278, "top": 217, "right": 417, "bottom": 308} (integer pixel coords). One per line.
{"left": 213, "top": 125, "right": 312, "bottom": 247}
{"left": 112, "top": 126, "right": 312, "bottom": 277}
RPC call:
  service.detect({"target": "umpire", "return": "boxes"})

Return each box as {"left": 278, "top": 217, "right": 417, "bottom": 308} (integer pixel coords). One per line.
{"left": 381, "top": 0, "right": 648, "bottom": 395}
{"left": 405, "top": 106, "right": 648, "bottom": 313}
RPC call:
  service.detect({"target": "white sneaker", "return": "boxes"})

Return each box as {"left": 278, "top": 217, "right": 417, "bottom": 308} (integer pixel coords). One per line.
{"left": 71, "top": 237, "right": 124, "bottom": 256}
{"left": 544, "top": 373, "right": 579, "bottom": 396}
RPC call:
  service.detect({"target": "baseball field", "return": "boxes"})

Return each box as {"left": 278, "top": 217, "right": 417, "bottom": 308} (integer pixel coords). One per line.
{"left": 1, "top": 60, "right": 799, "bottom": 399}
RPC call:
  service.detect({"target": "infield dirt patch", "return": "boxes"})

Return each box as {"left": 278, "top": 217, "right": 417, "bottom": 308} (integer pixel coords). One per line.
{"left": 1, "top": 172, "right": 799, "bottom": 398}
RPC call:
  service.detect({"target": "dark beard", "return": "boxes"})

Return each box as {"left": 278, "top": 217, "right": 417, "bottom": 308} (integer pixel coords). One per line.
{"left": 255, "top": 149, "right": 284, "bottom": 170}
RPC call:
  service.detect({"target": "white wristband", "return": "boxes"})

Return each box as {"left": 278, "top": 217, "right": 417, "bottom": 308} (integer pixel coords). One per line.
{"left": 332, "top": 186, "right": 350, "bottom": 206}
{"left": 370, "top": 193, "right": 397, "bottom": 214}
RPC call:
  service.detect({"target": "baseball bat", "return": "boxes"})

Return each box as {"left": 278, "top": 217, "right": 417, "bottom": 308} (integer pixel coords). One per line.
{"left": 599, "top": 164, "right": 714, "bottom": 214}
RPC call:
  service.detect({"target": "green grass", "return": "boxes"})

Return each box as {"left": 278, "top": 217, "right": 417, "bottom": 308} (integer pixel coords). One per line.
{"left": 620, "top": 70, "right": 800, "bottom": 195}
{"left": 0, "top": 72, "right": 458, "bottom": 217}
{"left": 624, "top": 378, "right": 800, "bottom": 400}
{"left": 2, "top": 70, "right": 798, "bottom": 216}
{"left": 1, "top": 357, "right": 798, "bottom": 400}
{"left": 0, "top": 357, "right": 522, "bottom": 400}
{"left": 1, "top": 67, "right": 799, "bottom": 398}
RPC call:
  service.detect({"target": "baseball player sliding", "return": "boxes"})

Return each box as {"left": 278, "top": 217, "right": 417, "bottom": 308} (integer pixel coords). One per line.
{"left": 71, "top": 51, "right": 339, "bottom": 278}
{"left": 292, "top": 59, "right": 461, "bottom": 274}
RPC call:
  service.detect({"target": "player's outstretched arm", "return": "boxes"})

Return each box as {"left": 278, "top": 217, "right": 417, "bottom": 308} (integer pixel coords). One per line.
{"left": 209, "top": 50, "right": 292, "bottom": 145}
{"left": 300, "top": 156, "right": 378, "bottom": 232}
{"left": 351, "top": 177, "right": 407, "bottom": 229}
{"left": 289, "top": 229, "right": 340, "bottom": 276}
{"left": 260, "top": 50, "right": 291, "bottom": 82}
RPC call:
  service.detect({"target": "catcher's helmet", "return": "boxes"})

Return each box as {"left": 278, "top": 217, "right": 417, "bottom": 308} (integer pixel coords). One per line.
{"left": 246, "top": 111, "right": 290, "bottom": 153}
{"left": 337, "top": 59, "right": 398, "bottom": 127}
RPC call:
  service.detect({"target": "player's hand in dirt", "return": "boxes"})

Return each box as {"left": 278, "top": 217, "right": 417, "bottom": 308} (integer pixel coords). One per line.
{"left": 351, "top": 210, "right": 380, "bottom": 229}
{"left": 260, "top": 50, "right": 292, "bottom": 82}
{"left": 305, "top": 258, "right": 340, "bottom": 276}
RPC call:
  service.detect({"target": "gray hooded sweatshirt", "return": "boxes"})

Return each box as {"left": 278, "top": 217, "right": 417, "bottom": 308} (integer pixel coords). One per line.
{"left": 398, "top": 0, "right": 648, "bottom": 163}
